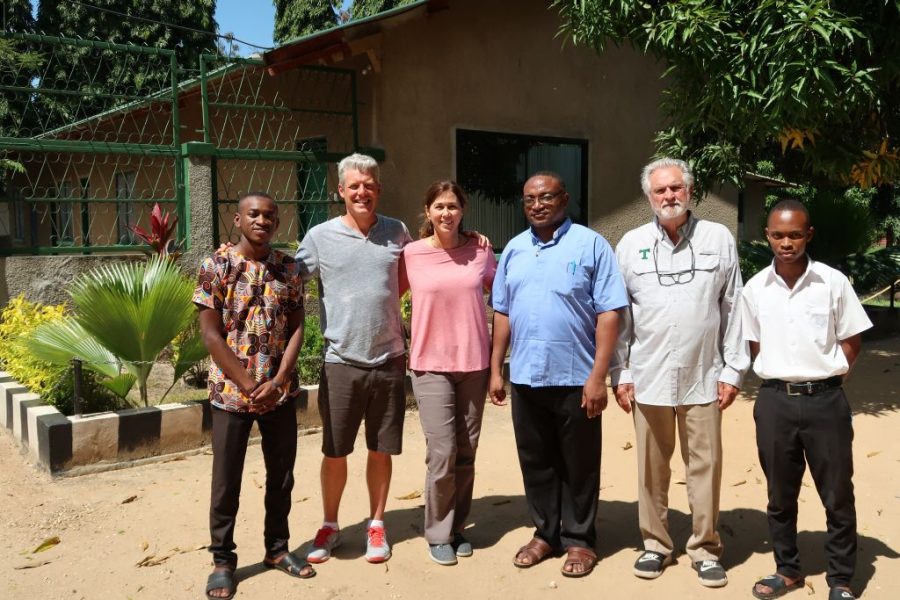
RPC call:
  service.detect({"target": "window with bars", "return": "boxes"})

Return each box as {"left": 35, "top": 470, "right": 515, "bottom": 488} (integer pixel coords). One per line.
{"left": 456, "top": 129, "right": 588, "bottom": 251}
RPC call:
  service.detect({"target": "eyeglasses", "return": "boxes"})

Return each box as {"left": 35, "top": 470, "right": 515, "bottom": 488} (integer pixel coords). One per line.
{"left": 521, "top": 191, "right": 563, "bottom": 206}
{"left": 653, "top": 238, "right": 695, "bottom": 286}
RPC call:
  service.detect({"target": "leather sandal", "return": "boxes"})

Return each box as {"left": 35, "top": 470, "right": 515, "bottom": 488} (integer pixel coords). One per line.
{"left": 513, "top": 537, "right": 554, "bottom": 568}
{"left": 205, "top": 569, "right": 236, "bottom": 600}
{"left": 560, "top": 546, "right": 597, "bottom": 578}
{"left": 264, "top": 552, "right": 316, "bottom": 579}
{"left": 752, "top": 574, "right": 805, "bottom": 599}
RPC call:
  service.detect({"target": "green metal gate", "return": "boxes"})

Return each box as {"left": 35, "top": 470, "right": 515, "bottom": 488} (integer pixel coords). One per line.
{"left": 198, "top": 54, "right": 359, "bottom": 247}
{"left": 0, "top": 32, "right": 184, "bottom": 255}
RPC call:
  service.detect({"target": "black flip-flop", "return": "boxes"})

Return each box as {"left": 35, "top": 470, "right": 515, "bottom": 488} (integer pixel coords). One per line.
{"left": 206, "top": 569, "right": 236, "bottom": 600}
{"left": 264, "top": 552, "right": 316, "bottom": 579}
{"left": 752, "top": 574, "right": 805, "bottom": 600}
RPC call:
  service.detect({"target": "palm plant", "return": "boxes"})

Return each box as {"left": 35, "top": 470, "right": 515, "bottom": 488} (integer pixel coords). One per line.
{"left": 27, "top": 256, "right": 206, "bottom": 406}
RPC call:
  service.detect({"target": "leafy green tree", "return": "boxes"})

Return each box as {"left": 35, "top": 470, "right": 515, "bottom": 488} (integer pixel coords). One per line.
{"left": 1, "top": 1, "right": 40, "bottom": 176}
{"left": 553, "top": 0, "right": 900, "bottom": 192}
{"left": 351, "top": 0, "right": 418, "bottom": 18}
{"left": 274, "top": 0, "right": 417, "bottom": 42}
{"left": 274, "top": 0, "right": 340, "bottom": 42}
{"left": 33, "top": 1, "right": 217, "bottom": 129}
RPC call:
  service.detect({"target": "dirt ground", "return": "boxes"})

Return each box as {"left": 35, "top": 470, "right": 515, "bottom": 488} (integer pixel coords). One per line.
{"left": 1, "top": 336, "right": 898, "bottom": 600}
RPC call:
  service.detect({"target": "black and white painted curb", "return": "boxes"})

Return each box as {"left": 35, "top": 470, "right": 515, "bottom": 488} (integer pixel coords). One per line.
{"left": 0, "top": 372, "right": 319, "bottom": 475}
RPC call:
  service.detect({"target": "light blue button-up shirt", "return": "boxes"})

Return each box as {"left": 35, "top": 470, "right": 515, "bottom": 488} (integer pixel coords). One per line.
{"left": 492, "top": 219, "right": 628, "bottom": 387}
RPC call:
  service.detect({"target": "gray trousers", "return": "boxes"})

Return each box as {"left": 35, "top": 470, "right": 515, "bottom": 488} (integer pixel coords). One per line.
{"left": 410, "top": 369, "right": 489, "bottom": 544}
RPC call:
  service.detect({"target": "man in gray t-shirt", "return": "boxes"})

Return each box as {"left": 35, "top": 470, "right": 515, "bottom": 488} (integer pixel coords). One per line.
{"left": 296, "top": 153, "right": 411, "bottom": 565}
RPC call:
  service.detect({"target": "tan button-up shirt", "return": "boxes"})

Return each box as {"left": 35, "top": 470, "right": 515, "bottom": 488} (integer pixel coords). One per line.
{"left": 611, "top": 214, "right": 749, "bottom": 406}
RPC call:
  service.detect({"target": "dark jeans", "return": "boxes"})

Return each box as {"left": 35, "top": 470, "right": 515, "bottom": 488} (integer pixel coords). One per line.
{"left": 754, "top": 385, "right": 856, "bottom": 587}
{"left": 209, "top": 397, "right": 298, "bottom": 569}
{"left": 511, "top": 384, "right": 601, "bottom": 551}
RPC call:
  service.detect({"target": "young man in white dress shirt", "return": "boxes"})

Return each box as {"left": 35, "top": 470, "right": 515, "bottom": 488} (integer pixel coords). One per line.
{"left": 741, "top": 199, "right": 872, "bottom": 600}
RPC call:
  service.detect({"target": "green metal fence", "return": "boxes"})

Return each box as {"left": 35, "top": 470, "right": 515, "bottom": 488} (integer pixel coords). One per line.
{"left": 0, "top": 32, "right": 184, "bottom": 255}
{"left": 199, "top": 54, "right": 357, "bottom": 246}
{"left": 1, "top": 34, "right": 367, "bottom": 255}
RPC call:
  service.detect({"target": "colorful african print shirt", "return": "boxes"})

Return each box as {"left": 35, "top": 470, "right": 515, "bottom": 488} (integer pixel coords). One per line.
{"left": 193, "top": 247, "right": 303, "bottom": 412}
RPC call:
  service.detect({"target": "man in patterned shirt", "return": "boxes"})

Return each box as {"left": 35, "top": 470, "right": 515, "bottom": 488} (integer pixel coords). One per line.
{"left": 195, "top": 192, "right": 313, "bottom": 600}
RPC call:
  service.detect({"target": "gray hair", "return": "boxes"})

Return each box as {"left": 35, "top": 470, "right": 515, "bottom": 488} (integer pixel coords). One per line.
{"left": 640, "top": 157, "right": 694, "bottom": 197}
{"left": 338, "top": 153, "right": 379, "bottom": 185}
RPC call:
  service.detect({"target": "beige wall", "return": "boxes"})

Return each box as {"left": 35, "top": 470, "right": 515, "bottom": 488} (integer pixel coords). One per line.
{"left": 346, "top": 0, "right": 738, "bottom": 245}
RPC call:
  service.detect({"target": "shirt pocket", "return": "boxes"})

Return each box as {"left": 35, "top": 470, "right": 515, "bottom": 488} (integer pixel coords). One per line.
{"left": 688, "top": 252, "right": 722, "bottom": 303}
{"left": 629, "top": 261, "right": 663, "bottom": 306}
{"left": 804, "top": 303, "right": 831, "bottom": 346}
{"left": 552, "top": 260, "right": 592, "bottom": 298}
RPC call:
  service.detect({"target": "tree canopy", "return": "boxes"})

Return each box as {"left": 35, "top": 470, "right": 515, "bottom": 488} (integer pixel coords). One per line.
{"left": 553, "top": 0, "right": 900, "bottom": 191}
{"left": 274, "top": 0, "right": 417, "bottom": 43}
{"left": 29, "top": 1, "right": 218, "bottom": 130}
{"left": 1, "top": 0, "right": 40, "bottom": 175}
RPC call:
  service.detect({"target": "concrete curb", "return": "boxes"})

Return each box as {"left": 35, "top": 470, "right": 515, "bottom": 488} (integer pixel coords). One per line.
{"left": 0, "top": 371, "right": 321, "bottom": 475}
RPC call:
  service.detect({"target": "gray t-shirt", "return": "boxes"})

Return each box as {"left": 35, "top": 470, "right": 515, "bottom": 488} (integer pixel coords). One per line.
{"left": 296, "top": 215, "right": 412, "bottom": 367}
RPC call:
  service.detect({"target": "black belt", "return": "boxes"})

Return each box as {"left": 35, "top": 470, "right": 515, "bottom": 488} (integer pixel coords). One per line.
{"left": 761, "top": 376, "right": 843, "bottom": 396}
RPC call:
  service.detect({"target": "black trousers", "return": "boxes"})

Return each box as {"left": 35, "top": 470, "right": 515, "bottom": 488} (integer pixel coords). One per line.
{"left": 209, "top": 397, "right": 298, "bottom": 569}
{"left": 511, "top": 384, "right": 601, "bottom": 551}
{"left": 754, "top": 386, "right": 856, "bottom": 587}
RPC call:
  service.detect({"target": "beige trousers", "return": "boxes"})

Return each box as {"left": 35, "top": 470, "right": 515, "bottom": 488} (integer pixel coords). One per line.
{"left": 633, "top": 401, "right": 723, "bottom": 562}
{"left": 410, "top": 369, "right": 489, "bottom": 545}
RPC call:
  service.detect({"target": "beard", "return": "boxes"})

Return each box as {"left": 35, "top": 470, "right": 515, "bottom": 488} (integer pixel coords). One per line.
{"left": 654, "top": 201, "right": 689, "bottom": 220}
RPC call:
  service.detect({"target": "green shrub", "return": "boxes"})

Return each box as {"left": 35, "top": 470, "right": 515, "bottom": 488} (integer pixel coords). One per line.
{"left": 0, "top": 295, "right": 121, "bottom": 415}
{"left": 298, "top": 314, "right": 324, "bottom": 385}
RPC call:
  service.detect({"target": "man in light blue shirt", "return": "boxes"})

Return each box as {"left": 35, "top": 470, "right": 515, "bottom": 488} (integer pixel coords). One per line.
{"left": 489, "top": 171, "right": 627, "bottom": 578}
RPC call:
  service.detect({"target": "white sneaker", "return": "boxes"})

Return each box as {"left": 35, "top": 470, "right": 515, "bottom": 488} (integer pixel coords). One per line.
{"left": 307, "top": 526, "right": 341, "bottom": 563}
{"left": 365, "top": 524, "right": 391, "bottom": 563}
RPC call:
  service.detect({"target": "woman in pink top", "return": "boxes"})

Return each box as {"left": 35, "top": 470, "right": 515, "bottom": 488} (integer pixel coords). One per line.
{"left": 402, "top": 180, "right": 497, "bottom": 566}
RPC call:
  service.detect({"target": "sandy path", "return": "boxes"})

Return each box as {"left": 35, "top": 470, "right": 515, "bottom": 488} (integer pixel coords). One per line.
{"left": 1, "top": 337, "right": 898, "bottom": 600}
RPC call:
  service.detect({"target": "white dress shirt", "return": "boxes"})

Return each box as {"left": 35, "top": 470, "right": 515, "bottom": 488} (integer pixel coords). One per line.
{"left": 741, "top": 259, "right": 872, "bottom": 381}
{"left": 611, "top": 213, "right": 750, "bottom": 406}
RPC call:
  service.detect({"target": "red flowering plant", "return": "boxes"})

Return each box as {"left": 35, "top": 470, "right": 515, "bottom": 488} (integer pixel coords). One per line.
{"left": 130, "top": 203, "right": 182, "bottom": 260}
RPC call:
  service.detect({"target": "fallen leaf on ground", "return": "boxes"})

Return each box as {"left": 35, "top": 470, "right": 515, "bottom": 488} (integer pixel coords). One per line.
{"left": 746, "top": 466, "right": 753, "bottom": 472}
{"left": 135, "top": 545, "right": 207, "bottom": 567}
{"left": 253, "top": 479, "right": 263, "bottom": 489}
{"left": 121, "top": 495, "right": 138, "bottom": 504}
{"left": 492, "top": 499, "right": 511, "bottom": 506}
{"left": 14, "top": 560, "right": 52, "bottom": 570}
{"left": 877, "top": 509, "right": 882, "bottom": 516}
{"left": 622, "top": 442, "right": 632, "bottom": 450}
{"left": 32, "top": 536, "right": 60, "bottom": 553}
{"left": 395, "top": 490, "right": 422, "bottom": 500}
{"left": 867, "top": 451, "right": 881, "bottom": 458}
{"left": 163, "top": 456, "right": 186, "bottom": 463}
{"left": 805, "top": 580, "right": 815, "bottom": 594}
{"left": 732, "top": 480, "right": 747, "bottom": 487}
{"left": 294, "top": 497, "right": 309, "bottom": 503}
{"left": 140, "top": 541, "right": 149, "bottom": 551}
{"left": 674, "top": 480, "right": 686, "bottom": 485}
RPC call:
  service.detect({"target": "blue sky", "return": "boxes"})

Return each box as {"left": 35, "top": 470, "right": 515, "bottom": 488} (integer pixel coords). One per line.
{"left": 216, "top": 0, "right": 277, "bottom": 52}
{"left": 31, "top": 1, "right": 356, "bottom": 56}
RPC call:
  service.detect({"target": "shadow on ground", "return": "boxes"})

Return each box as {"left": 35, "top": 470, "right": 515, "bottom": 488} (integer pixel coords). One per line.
{"left": 229, "top": 495, "right": 897, "bottom": 597}
{"left": 598, "top": 500, "right": 898, "bottom": 597}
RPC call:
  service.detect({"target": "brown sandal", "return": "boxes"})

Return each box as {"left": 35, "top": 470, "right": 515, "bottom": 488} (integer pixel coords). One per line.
{"left": 513, "top": 537, "right": 554, "bottom": 568}
{"left": 561, "top": 546, "right": 597, "bottom": 578}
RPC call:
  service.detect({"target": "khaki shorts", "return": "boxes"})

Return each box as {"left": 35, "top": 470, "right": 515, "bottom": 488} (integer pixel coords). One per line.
{"left": 318, "top": 355, "right": 407, "bottom": 457}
